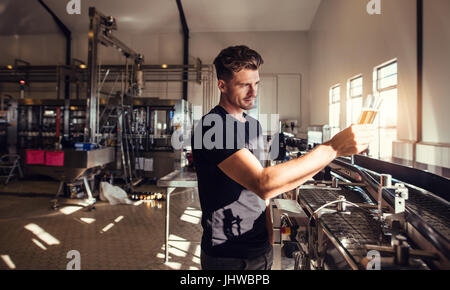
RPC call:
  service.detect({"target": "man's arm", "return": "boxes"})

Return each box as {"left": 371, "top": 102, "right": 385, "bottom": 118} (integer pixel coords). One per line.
{"left": 218, "top": 124, "right": 375, "bottom": 200}
{"left": 265, "top": 199, "right": 273, "bottom": 245}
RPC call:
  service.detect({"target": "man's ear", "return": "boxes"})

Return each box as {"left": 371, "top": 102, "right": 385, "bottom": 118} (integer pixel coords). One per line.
{"left": 218, "top": 80, "right": 227, "bottom": 94}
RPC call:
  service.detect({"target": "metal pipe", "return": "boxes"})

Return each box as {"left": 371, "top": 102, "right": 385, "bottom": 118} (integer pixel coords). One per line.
{"left": 414, "top": 0, "right": 423, "bottom": 168}
{"left": 165, "top": 187, "right": 175, "bottom": 263}
{"left": 378, "top": 174, "right": 392, "bottom": 221}
{"left": 176, "top": 0, "right": 189, "bottom": 101}
{"left": 86, "top": 8, "right": 99, "bottom": 143}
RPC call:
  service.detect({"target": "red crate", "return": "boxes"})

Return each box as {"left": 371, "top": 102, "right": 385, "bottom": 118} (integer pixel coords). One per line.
{"left": 45, "top": 151, "right": 65, "bottom": 166}
{"left": 26, "top": 150, "right": 45, "bottom": 165}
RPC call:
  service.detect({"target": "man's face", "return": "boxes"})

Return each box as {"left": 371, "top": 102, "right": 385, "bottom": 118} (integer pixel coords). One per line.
{"left": 218, "top": 69, "right": 260, "bottom": 111}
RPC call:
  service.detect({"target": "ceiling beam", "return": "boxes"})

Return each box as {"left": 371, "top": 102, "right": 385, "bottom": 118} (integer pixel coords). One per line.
{"left": 37, "top": 0, "right": 71, "bottom": 103}
{"left": 176, "top": 0, "right": 189, "bottom": 101}
{"left": 37, "top": 0, "right": 71, "bottom": 66}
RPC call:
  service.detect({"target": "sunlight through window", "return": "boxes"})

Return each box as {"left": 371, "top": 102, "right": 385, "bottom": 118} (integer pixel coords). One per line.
{"left": 371, "top": 60, "right": 398, "bottom": 161}
{"left": 101, "top": 223, "right": 114, "bottom": 233}
{"left": 31, "top": 238, "right": 47, "bottom": 250}
{"left": 180, "top": 208, "right": 202, "bottom": 224}
{"left": 165, "top": 262, "right": 182, "bottom": 270}
{"left": 59, "top": 206, "right": 82, "bottom": 215}
{"left": 180, "top": 214, "right": 200, "bottom": 224}
{"left": 329, "top": 85, "right": 341, "bottom": 137}
{"left": 1, "top": 255, "right": 16, "bottom": 269}
{"left": 79, "top": 218, "right": 96, "bottom": 224}
{"left": 347, "top": 76, "right": 363, "bottom": 126}
{"left": 24, "top": 224, "right": 60, "bottom": 246}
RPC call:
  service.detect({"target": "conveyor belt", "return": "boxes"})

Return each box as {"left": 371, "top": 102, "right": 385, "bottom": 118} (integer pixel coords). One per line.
{"left": 299, "top": 187, "right": 391, "bottom": 267}
{"left": 405, "top": 187, "right": 450, "bottom": 240}
{"left": 330, "top": 158, "right": 450, "bottom": 263}
{"left": 364, "top": 170, "right": 450, "bottom": 241}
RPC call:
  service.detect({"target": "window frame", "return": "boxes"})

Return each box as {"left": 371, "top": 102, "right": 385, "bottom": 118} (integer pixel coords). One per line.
{"left": 372, "top": 59, "right": 398, "bottom": 160}
{"left": 374, "top": 59, "right": 398, "bottom": 93}
{"left": 329, "top": 84, "right": 341, "bottom": 137}
{"left": 346, "top": 75, "right": 363, "bottom": 126}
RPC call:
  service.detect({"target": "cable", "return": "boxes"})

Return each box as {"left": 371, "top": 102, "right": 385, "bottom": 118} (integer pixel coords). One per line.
{"left": 313, "top": 199, "right": 374, "bottom": 215}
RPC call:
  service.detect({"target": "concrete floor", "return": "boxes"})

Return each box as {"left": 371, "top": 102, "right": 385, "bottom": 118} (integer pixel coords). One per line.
{"left": 0, "top": 178, "right": 294, "bottom": 270}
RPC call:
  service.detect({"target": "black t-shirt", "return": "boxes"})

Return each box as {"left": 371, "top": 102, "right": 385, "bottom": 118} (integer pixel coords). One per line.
{"left": 191, "top": 105, "right": 270, "bottom": 259}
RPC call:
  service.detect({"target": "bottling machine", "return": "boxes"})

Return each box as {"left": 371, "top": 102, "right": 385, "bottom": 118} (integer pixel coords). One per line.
{"left": 277, "top": 154, "right": 449, "bottom": 270}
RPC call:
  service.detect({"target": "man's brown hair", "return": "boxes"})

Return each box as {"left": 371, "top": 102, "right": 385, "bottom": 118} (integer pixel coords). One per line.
{"left": 213, "top": 45, "right": 264, "bottom": 81}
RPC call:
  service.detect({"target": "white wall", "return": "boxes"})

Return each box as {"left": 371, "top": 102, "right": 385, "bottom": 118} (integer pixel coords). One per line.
{"left": 191, "top": 31, "right": 309, "bottom": 130}
{"left": 418, "top": 0, "right": 450, "bottom": 171}
{"left": 308, "top": 0, "right": 449, "bottom": 170}
{"left": 422, "top": 0, "right": 450, "bottom": 144}
{"left": 308, "top": 0, "right": 417, "bottom": 140}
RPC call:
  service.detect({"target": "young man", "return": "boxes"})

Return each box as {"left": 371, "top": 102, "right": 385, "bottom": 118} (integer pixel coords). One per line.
{"left": 192, "top": 45, "right": 375, "bottom": 270}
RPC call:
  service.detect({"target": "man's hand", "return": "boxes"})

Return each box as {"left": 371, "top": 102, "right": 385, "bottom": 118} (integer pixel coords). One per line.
{"left": 326, "top": 124, "right": 376, "bottom": 157}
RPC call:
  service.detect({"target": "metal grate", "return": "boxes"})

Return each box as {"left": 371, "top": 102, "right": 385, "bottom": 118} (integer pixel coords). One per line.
{"left": 405, "top": 187, "right": 450, "bottom": 239}
{"left": 299, "top": 187, "right": 391, "bottom": 265}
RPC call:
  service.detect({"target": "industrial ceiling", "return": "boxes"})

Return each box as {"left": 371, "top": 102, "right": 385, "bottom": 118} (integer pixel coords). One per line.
{"left": 0, "top": 0, "right": 322, "bottom": 35}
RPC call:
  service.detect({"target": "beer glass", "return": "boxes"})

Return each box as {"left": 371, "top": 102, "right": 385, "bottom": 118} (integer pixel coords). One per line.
{"left": 358, "top": 94, "right": 383, "bottom": 124}
{"left": 352, "top": 94, "right": 382, "bottom": 164}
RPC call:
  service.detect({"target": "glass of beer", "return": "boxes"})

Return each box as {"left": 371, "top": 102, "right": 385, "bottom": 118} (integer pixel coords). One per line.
{"left": 358, "top": 94, "right": 383, "bottom": 124}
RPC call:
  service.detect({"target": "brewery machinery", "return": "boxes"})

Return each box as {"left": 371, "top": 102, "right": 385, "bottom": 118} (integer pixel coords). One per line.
{"left": 14, "top": 98, "right": 107, "bottom": 150}
{"left": 13, "top": 96, "right": 192, "bottom": 169}
{"left": 130, "top": 98, "right": 192, "bottom": 180}
{"left": 0, "top": 7, "right": 199, "bottom": 208}
{"left": 278, "top": 154, "right": 449, "bottom": 270}
{"left": 306, "top": 125, "right": 331, "bottom": 150}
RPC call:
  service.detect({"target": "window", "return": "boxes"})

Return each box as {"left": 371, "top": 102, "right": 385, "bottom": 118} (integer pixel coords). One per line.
{"left": 347, "top": 76, "right": 363, "bottom": 126}
{"left": 329, "top": 85, "right": 341, "bottom": 137}
{"left": 370, "top": 60, "right": 398, "bottom": 161}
